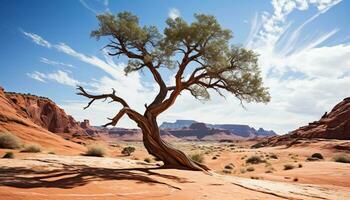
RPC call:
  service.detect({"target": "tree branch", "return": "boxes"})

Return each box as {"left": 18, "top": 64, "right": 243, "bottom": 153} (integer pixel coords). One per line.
{"left": 76, "top": 86, "right": 129, "bottom": 108}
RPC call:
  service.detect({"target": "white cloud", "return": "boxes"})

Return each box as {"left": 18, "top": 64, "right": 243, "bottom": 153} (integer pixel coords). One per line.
{"left": 27, "top": 71, "right": 46, "bottom": 82}
{"left": 28, "top": 70, "right": 80, "bottom": 87}
{"left": 22, "top": 31, "right": 51, "bottom": 48}
{"left": 169, "top": 8, "right": 180, "bottom": 20}
{"left": 40, "top": 57, "right": 75, "bottom": 68}
{"left": 238, "top": 0, "right": 349, "bottom": 134}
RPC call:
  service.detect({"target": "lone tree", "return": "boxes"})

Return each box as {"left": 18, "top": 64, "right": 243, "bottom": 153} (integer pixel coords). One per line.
{"left": 77, "top": 12, "right": 270, "bottom": 171}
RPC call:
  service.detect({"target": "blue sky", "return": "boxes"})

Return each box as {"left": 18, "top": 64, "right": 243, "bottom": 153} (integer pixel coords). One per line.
{"left": 1, "top": 0, "right": 349, "bottom": 134}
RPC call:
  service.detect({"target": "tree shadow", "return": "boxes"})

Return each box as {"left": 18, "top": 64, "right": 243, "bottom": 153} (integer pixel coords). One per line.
{"left": 0, "top": 162, "right": 191, "bottom": 190}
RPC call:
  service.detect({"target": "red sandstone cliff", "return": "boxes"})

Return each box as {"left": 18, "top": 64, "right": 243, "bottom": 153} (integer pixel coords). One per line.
{"left": 289, "top": 97, "right": 350, "bottom": 140}
{"left": 4, "top": 91, "right": 94, "bottom": 136}
{"left": 254, "top": 97, "right": 350, "bottom": 147}
{"left": 0, "top": 86, "right": 84, "bottom": 153}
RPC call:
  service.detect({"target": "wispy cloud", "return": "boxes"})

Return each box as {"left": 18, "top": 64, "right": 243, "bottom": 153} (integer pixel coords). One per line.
{"left": 40, "top": 57, "right": 75, "bottom": 68}
{"left": 240, "top": 0, "right": 350, "bottom": 133}
{"left": 55, "top": 43, "right": 123, "bottom": 79}
{"left": 79, "top": 0, "right": 110, "bottom": 14}
{"left": 28, "top": 70, "right": 80, "bottom": 87}
{"left": 27, "top": 71, "right": 46, "bottom": 82}
{"left": 169, "top": 8, "right": 180, "bottom": 20}
{"left": 22, "top": 31, "right": 51, "bottom": 48}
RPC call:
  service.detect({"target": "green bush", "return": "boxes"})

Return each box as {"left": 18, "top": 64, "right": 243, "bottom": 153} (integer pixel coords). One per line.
{"left": 2, "top": 151, "right": 14, "bottom": 159}
{"left": 0, "top": 132, "right": 21, "bottom": 149}
{"left": 121, "top": 146, "right": 135, "bottom": 156}
{"left": 283, "top": 164, "right": 295, "bottom": 170}
{"left": 189, "top": 153, "right": 204, "bottom": 163}
{"left": 333, "top": 154, "right": 350, "bottom": 163}
{"left": 311, "top": 153, "right": 324, "bottom": 160}
{"left": 85, "top": 144, "right": 106, "bottom": 157}
{"left": 21, "top": 144, "right": 42, "bottom": 153}
{"left": 246, "top": 155, "right": 264, "bottom": 164}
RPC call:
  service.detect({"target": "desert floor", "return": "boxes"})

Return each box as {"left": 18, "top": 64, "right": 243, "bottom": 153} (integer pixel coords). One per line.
{"left": 1, "top": 139, "right": 350, "bottom": 200}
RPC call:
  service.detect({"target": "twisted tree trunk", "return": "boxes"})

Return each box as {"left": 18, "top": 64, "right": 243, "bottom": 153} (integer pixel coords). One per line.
{"left": 139, "top": 111, "right": 210, "bottom": 171}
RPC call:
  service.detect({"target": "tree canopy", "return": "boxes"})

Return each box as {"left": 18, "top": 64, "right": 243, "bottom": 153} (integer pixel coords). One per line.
{"left": 89, "top": 12, "right": 270, "bottom": 112}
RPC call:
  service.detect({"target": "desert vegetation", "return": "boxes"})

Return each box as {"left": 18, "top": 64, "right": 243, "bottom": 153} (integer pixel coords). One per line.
{"left": 0, "top": 132, "right": 21, "bottom": 149}
{"left": 189, "top": 152, "right": 204, "bottom": 163}
{"left": 283, "top": 164, "right": 295, "bottom": 170}
{"left": 333, "top": 154, "right": 350, "bottom": 163}
{"left": 21, "top": 144, "right": 42, "bottom": 153}
{"left": 121, "top": 146, "right": 136, "bottom": 156}
{"left": 85, "top": 144, "right": 106, "bottom": 157}
{"left": 246, "top": 155, "right": 264, "bottom": 164}
{"left": 306, "top": 153, "right": 324, "bottom": 161}
{"left": 2, "top": 151, "right": 14, "bottom": 159}
{"left": 246, "top": 166, "right": 255, "bottom": 172}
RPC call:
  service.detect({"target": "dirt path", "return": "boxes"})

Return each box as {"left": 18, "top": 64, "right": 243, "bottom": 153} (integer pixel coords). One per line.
{"left": 0, "top": 154, "right": 349, "bottom": 200}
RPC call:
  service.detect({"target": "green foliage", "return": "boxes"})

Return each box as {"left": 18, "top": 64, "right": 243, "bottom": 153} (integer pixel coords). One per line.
{"left": 2, "top": 151, "right": 14, "bottom": 159}
{"left": 85, "top": 144, "right": 106, "bottom": 157}
{"left": 0, "top": 132, "right": 21, "bottom": 149}
{"left": 189, "top": 152, "right": 204, "bottom": 163}
{"left": 121, "top": 146, "right": 135, "bottom": 156}
{"left": 90, "top": 11, "right": 270, "bottom": 104}
{"left": 21, "top": 144, "right": 42, "bottom": 153}
{"left": 246, "top": 155, "right": 264, "bottom": 164}
{"left": 333, "top": 154, "right": 350, "bottom": 163}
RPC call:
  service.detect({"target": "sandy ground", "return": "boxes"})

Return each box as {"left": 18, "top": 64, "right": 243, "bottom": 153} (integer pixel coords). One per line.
{"left": 1, "top": 139, "right": 350, "bottom": 200}
{"left": 102, "top": 140, "right": 350, "bottom": 187}
{"left": 0, "top": 152, "right": 349, "bottom": 200}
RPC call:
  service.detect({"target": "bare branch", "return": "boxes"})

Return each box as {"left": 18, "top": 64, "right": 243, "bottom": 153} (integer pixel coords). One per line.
{"left": 76, "top": 86, "right": 129, "bottom": 108}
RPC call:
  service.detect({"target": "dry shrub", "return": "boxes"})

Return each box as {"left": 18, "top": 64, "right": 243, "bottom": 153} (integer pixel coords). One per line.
{"left": 21, "top": 144, "right": 42, "bottom": 153}
{"left": 333, "top": 154, "right": 350, "bottom": 163}
{"left": 0, "top": 132, "right": 21, "bottom": 149}
{"left": 189, "top": 152, "right": 204, "bottom": 163}
{"left": 2, "top": 151, "right": 14, "bottom": 159}
{"left": 283, "top": 164, "right": 295, "bottom": 170}
{"left": 85, "top": 144, "right": 106, "bottom": 157}
{"left": 246, "top": 155, "right": 264, "bottom": 164}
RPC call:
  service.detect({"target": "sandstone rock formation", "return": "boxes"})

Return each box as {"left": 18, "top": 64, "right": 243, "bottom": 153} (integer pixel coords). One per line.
{"left": 290, "top": 97, "right": 350, "bottom": 140}
{"left": 254, "top": 97, "right": 350, "bottom": 147}
{"left": 0, "top": 86, "right": 84, "bottom": 153}
{"left": 4, "top": 91, "right": 89, "bottom": 136}
{"left": 160, "top": 120, "right": 276, "bottom": 138}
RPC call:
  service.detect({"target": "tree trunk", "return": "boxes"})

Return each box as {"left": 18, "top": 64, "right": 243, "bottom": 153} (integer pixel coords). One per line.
{"left": 139, "top": 114, "right": 210, "bottom": 171}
